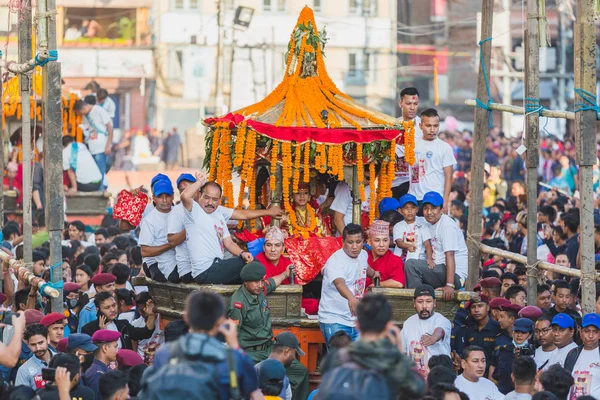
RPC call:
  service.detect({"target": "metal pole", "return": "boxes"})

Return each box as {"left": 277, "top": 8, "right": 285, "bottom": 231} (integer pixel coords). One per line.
{"left": 525, "top": 0, "right": 540, "bottom": 306}
{"left": 38, "top": 0, "right": 64, "bottom": 313}
{"left": 574, "top": 0, "right": 597, "bottom": 314}
{"left": 214, "top": 0, "right": 225, "bottom": 113}
{"left": 19, "top": 6, "right": 33, "bottom": 267}
{"left": 466, "top": 0, "right": 494, "bottom": 290}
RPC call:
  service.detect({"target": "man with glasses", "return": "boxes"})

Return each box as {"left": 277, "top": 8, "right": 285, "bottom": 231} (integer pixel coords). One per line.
{"left": 564, "top": 313, "right": 600, "bottom": 398}
{"left": 534, "top": 313, "right": 557, "bottom": 370}
{"left": 546, "top": 313, "right": 577, "bottom": 369}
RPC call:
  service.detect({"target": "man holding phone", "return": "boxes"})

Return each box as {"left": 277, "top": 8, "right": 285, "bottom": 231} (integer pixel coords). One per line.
{"left": 37, "top": 353, "right": 95, "bottom": 400}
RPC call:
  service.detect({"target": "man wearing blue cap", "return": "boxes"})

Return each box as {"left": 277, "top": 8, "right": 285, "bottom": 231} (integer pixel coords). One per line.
{"left": 546, "top": 313, "right": 577, "bottom": 369}
{"left": 139, "top": 176, "right": 178, "bottom": 283}
{"left": 404, "top": 191, "right": 468, "bottom": 300}
{"left": 66, "top": 333, "right": 98, "bottom": 365}
{"left": 564, "top": 313, "right": 600, "bottom": 398}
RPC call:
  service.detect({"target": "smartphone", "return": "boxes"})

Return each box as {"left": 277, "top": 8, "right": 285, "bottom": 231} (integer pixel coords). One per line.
{"left": 42, "top": 368, "right": 56, "bottom": 382}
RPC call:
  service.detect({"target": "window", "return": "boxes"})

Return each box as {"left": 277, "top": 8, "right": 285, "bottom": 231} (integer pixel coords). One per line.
{"left": 168, "top": 49, "right": 184, "bottom": 80}
{"left": 349, "top": 0, "right": 376, "bottom": 16}
{"left": 264, "top": 0, "right": 285, "bottom": 12}
{"left": 225, "top": 0, "right": 235, "bottom": 10}
{"left": 173, "top": 0, "right": 184, "bottom": 9}
{"left": 313, "top": 0, "right": 321, "bottom": 12}
{"left": 348, "top": 53, "right": 357, "bottom": 78}
{"left": 349, "top": 0, "right": 358, "bottom": 14}
{"left": 277, "top": 0, "right": 286, "bottom": 12}
{"left": 172, "top": 0, "right": 199, "bottom": 10}
{"left": 263, "top": 0, "right": 271, "bottom": 11}
{"left": 189, "top": 0, "right": 199, "bottom": 9}
{"left": 364, "top": 0, "right": 377, "bottom": 15}
{"left": 364, "top": 52, "right": 376, "bottom": 80}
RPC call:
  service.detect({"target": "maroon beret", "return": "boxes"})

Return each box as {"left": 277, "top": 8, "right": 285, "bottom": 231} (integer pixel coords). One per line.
{"left": 117, "top": 349, "right": 144, "bottom": 368}
{"left": 57, "top": 337, "right": 69, "bottom": 353}
{"left": 63, "top": 282, "right": 81, "bottom": 293}
{"left": 40, "top": 312, "right": 66, "bottom": 328}
{"left": 473, "top": 284, "right": 481, "bottom": 292}
{"left": 24, "top": 309, "right": 45, "bottom": 325}
{"left": 466, "top": 294, "right": 490, "bottom": 309}
{"left": 480, "top": 277, "right": 502, "bottom": 288}
{"left": 92, "top": 329, "right": 121, "bottom": 343}
{"left": 90, "top": 273, "right": 116, "bottom": 286}
{"left": 489, "top": 297, "right": 512, "bottom": 310}
{"left": 0, "top": 292, "right": 7, "bottom": 304}
{"left": 498, "top": 303, "right": 523, "bottom": 313}
{"left": 519, "top": 305, "right": 543, "bottom": 321}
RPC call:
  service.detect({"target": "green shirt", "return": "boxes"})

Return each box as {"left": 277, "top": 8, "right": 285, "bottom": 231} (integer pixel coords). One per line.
{"left": 228, "top": 278, "right": 277, "bottom": 349}
{"left": 32, "top": 231, "right": 49, "bottom": 249}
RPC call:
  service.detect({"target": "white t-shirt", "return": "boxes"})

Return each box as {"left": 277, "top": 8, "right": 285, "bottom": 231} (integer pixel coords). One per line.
{"left": 167, "top": 203, "right": 191, "bottom": 277}
{"left": 569, "top": 348, "right": 600, "bottom": 399}
{"left": 318, "top": 249, "right": 368, "bottom": 326}
{"left": 546, "top": 342, "right": 578, "bottom": 369}
{"left": 330, "top": 182, "right": 370, "bottom": 228}
{"left": 408, "top": 138, "right": 456, "bottom": 200}
{"left": 142, "top": 203, "right": 155, "bottom": 219}
{"left": 393, "top": 216, "right": 431, "bottom": 260}
{"left": 185, "top": 202, "right": 231, "bottom": 277}
{"left": 215, "top": 206, "right": 235, "bottom": 221}
{"left": 454, "top": 375, "right": 505, "bottom": 400}
{"left": 62, "top": 142, "right": 102, "bottom": 184}
{"left": 504, "top": 392, "right": 531, "bottom": 400}
{"left": 428, "top": 214, "right": 468, "bottom": 281}
{"left": 534, "top": 346, "right": 557, "bottom": 370}
{"left": 102, "top": 96, "right": 116, "bottom": 120}
{"left": 82, "top": 105, "right": 112, "bottom": 155}
{"left": 138, "top": 208, "right": 177, "bottom": 278}
{"left": 393, "top": 117, "right": 422, "bottom": 187}
{"left": 131, "top": 314, "right": 164, "bottom": 358}
{"left": 401, "top": 312, "right": 451, "bottom": 376}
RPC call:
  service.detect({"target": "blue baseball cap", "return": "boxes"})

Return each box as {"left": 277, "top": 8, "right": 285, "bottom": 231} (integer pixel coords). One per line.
{"left": 582, "top": 313, "right": 600, "bottom": 329}
{"left": 176, "top": 173, "right": 196, "bottom": 188}
{"left": 551, "top": 313, "right": 575, "bottom": 329}
{"left": 399, "top": 193, "right": 418, "bottom": 208}
{"left": 151, "top": 173, "right": 169, "bottom": 188}
{"left": 513, "top": 318, "right": 534, "bottom": 333}
{"left": 153, "top": 179, "right": 174, "bottom": 197}
{"left": 378, "top": 197, "right": 401, "bottom": 215}
{"left": 422, "top": 191, "right": 444, "bottom": 207}
{"left": 66, "top": 333, "right": 98, "bottom": 352}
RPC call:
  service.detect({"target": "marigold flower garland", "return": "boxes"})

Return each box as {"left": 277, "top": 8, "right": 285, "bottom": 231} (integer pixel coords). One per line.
{"left": 237, "top": 179, "right": 246, "bottom": 209}
{"left": 233, "top": 121, "right": 247, "bottom": 168}
{"left": 293, "top": 143, "right": 301, "bottom": 193}
{"left": 269, "top": 141, "right": 279, "bottom": 197}
{"left": 219, "top": 127, "right": 234, "bottom": 207}
{"left": 241, "top": 128, "right": 256, "bottom": 183}
{"left": 401, "top": 120, "right": 416, "bottom": 165}
{"left": 303, "top": 143, "right": 311, "bottom": 182}
{"left": 356, "top": 144, "right": 365, "bottom": 202}
{"left": 288, "top": 203, "right": 317, "bottom": 239}
{"left": 248, "top": 168, "right": 257, "bottom": 232}
{"left": 208, "top": 124, "right": 222, "bottom": 181}
{"left": 369, "top": 162, "right": 376, "bottom": 223}
{"left": 336, "top": 144, "right": 344, "bottom": 181}
{"left": 385, "top": 139, "right": 396, "bottom": 198}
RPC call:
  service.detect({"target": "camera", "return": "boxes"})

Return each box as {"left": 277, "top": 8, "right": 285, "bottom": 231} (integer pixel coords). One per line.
{"left": 515, "top": 344, "right": 535, "bottom": 357}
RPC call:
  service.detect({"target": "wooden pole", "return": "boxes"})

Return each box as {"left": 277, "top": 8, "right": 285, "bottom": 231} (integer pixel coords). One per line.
{"left": 464, "top": 100, "right": 578, "bottom": 120}
{"left": 574, "top": 0, "right": 597, "bottom": 314}
{"left": 466, "top": 0, "right": 493, "bottom": 290}
{"left": 525, "top": 0, "right": 540, "bottom": 306}
{"left": 38, "top": 0, "right": 64, "bottom": 313}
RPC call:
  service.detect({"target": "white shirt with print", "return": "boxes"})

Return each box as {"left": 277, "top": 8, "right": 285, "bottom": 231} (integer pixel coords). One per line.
{"left": 569, "top": 348, "right": 600, "bottom": 399}
{"left": 428, "top": 214, "right": 468, "bottom": 281}
{"left": 330, "top": 182, "right": 370, "bottom": 228}
{"left": 393, "top": 216, "right": 431, "bottom": 260}
{"left": 83, "top": 105, "right": 112, "bottom": 155}
{"left": 408, "top": 137, "right": 456, "bottom": 200}
{"left": 454, "top": 375, "right": 505, "bottom": 400}
{"left": 138, "top": 207, "right": 177, "bottom": 278}
{"left": 401, "top": 312, "right": 451, "bottom": 376}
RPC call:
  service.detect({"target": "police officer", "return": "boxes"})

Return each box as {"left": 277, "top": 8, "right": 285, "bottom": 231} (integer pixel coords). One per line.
{"left": 84, "top": 329, "right": 120, "bottom": 399}
{"left": 77, "top": 273, "right": 116, "bottom": 332}
{"left": 63, "top": 282, "right": 82, "bottom": 334}
{"left": 228, "top": 261, "right": 310, "bottom": 400}
{"left": 489, "top": 303, "right": 523, "bottom": 394}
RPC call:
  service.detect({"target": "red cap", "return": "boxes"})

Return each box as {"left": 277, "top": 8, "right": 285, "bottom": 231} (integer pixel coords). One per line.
{"left": 40, "top": 312, "right": 66, "bottom": 328}
{"left": 519, "top": 305, "right": 543, "bottom": 321}
{"left": 489, "top": 297, "right": 512, "bottom": 310}
{"left": 498, "top": 303, "right": 523, "bottom": 313}
{"left": 24, "top": 309, "right": 45, "bottom": 325}
{"left": 90, "top": 273, "right": 116, "bottom": 286}
{"left": 0, "top": 292, "right": 6, "bottom": 304}
{"left": 465, "top": 294, "right": 489, "bottom": 309}
{"left": 57, "top": 338, "right": 69, "bottom": 353}
{"left": 117, "top": 349, "right": 144, "bottom": 368}
{"left": 92, "top": 329, "right": 121, "bottom": 343}
{"left": 473, "top": 284, "right": 482, "bottom": 292}
{"left": 63, "top": 282, "right": 81, "bottom": 293}
{"left": 480, "top": 277, "right": 502, "bottom": 288}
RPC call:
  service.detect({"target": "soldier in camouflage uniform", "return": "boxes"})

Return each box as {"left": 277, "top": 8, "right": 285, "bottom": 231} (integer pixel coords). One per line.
{"left": 228, "top": 261, "right": 310, "bottom": 400}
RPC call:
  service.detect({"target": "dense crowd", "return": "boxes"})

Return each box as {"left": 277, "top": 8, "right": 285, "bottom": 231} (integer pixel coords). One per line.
{"left": 0, "top": 86, "right": 598, "bottom": 400}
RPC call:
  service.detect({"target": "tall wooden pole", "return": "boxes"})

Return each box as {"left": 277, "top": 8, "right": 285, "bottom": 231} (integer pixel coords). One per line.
{"left": 19, "top": 7, "right": 33, "bottom": 266}
{"left": 38, "top": 0, "right": 64, "bottom": 313}
{"left": 466, "top": 0, "right": 494, "bottom": 290}
{"left": 574, "top": 0, "right": 597, "bottom": 314}
{"left": 525, "top": 0, "right": 540, "bottom": 306}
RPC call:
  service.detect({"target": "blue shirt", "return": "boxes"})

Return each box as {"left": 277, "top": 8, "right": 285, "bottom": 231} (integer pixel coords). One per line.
{"left": 83, "top": 358, "right": 109, "bottom": 400}
{"left": 78, "top": 300, "right": 97, "bottom": 332}
{"left": 15, "top": 351, "right": 54, "bottom": 390}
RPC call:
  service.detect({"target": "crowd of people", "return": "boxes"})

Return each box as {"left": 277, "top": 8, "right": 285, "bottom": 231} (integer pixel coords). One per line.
{"left": 0, "top": 85, "right": 598, "bottom": 400}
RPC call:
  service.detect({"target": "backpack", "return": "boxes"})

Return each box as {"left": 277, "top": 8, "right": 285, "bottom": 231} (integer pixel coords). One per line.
{"left": 139, "top": 337, "right": 240, "bottom": 400}
{"left": 316, "top": 350, "right": 391, "bottom": 400}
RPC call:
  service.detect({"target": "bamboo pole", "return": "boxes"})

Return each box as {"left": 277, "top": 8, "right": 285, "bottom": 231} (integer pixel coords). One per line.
{"left": 479, "top": 244, "right": 600, "bottom": 281}
{"left": 0, "top": 251, "right": 60, "bottom": 297}
{"left": 465, "top": 99, "right": 578, "bottom": 120}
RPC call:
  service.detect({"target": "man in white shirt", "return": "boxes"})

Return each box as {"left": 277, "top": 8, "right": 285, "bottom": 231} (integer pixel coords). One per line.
{"left": 401, "top": 284, "right": 451, "bottom": 377}
{"left": 318, "top": 223, "right": 379, "bottom": 345}
{"left": 180, "top": 176, "right": 253, "bottom": 284}
{"left": 393, "top": 87, "right": 422, "bottom": 199}
{"left": 74, "top": 99, "right": 113, "bottom": 190}
{"left": 505, "top": 357, "right": 537, "bottom": 400}
{"left": 547, "top": 313, "right": 578, "bottom": 369}
{"left": 405, "top": 191, "right": 468, "bottom": 299}
{"left": 62, "top": 135, "right": 102, "bottom": 193}
{"left": 534, "top": 314, "right": 557, "bottom": 370}
{"left": 564, "top": 313, "right": 600, "bottom": 398}
{"left": 408, "top": 108, "right": 456, "bottom": 210}
{"left": 330, "top": 181, "right": 370, "bottom": 235}
{"left": 455, "top": 345, "right": 505, "bottom": 400}
{"left": 97, "top": 88, "right": 116, "bottom": 120}
{"left": 139, "top": 177, "right": 178, "bottom": 283}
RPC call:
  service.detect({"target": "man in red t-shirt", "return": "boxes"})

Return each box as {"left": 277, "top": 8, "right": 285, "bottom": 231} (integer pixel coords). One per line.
{"left": 255, "top": 226, "right": 291, "bottom": 284}
{"left": 366, "top": 220, "right": 406, "bottom": 288}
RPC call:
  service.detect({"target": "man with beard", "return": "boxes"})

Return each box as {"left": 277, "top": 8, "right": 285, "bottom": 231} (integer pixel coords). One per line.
{"left": 453, "top": 295, "right": 500, "bottom": 377}
{"left": 15, "top": 324, "right": 55, "bottom": 390}
{"left": 40, "top": 313, "right": 66, "bottom": 351}
{"left": 534, "top": 313, "right": 557, "bottom": 370}
{"left": 564, "top": 313, "right": 600, "bottom": 398}
{"left": 455, "top": 346, "right": 504, "bottom": 400}
{"left": 366, "top": 220, "right": 405, "bottom": 288}
{"left": 180, "top": 176, "right": 253, "bottom": 284}
{"left": 401, "top": 284, "right": 452, "bottom": 377}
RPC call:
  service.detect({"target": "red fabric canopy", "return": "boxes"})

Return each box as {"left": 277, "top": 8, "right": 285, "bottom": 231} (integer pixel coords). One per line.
{"left": 205, "top": 113, "right": 402, "bottom": 145}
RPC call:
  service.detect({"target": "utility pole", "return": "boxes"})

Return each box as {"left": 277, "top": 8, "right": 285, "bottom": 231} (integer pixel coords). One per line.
{"left": 214, "top": 0, "right": 225, "bottom": 113}
{"left": 501, "top": 0, "right": 512, "bottom": 138}
{"left": 574, "top": 0, "right": 597, "bottom": 314}
{"left": 525, "top": 0, "right": 540, "bottom": 306}
{"left": 19, "top": 6, "right": 33, "bottom": 267}
{"left": 466, "top": 0, "right": 494, "bottom": 290}
{"left": 37, "top": 0, "right": 64, "bottom": 313}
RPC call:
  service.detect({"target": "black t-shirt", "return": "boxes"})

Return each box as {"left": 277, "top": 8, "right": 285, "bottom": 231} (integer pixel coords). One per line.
{"left": 37, "top": 382, "right": 95, "bottom": 400}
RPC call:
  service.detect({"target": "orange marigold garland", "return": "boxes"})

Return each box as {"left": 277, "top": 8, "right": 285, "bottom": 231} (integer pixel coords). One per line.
{"left": 269, "top": 141, "right": 280, "bottom": 198}
{"left": 219, "top": 127, "right": 234, "bottom": 207}
{"left": 402, "top": 121, "right": 416, "bottom": 165}
{"left": 241, "top": 127, "right": 257, "bottom": 183}
{"left": 288, "top": 203, "right": 317, "bottom": 239}
{"left": 248, "top": 170, "right": 257, "bottom": 232}
{"left": 208, "top": 124, "right": 222, "bottom": 181}
{"left": 293, "top": 143, "right": 301, "bottom": 194}
{"left": 303, "top": 142, "right": 311, "bottom": 182}
{"left": 336, "top": 144, "right": 344, "bottom": 181}
{"left": 237, "top": 179, "right": 246, "bottom": 209}
{"left": 369, "top": 162, "right": 376, "bottom": 223}
{"left": 356, "top": 144, "right": 365, "bottom": 202}
{"left": 233, "top": 121, "right": 247, "bottom": 168}
{"left": 385, "top": 140, "right": 396, "bottom": 198}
